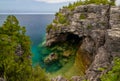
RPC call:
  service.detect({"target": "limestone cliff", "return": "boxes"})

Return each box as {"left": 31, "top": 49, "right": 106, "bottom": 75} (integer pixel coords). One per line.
{"left": 45, "top": 4, "right": 120, "bottom": 81}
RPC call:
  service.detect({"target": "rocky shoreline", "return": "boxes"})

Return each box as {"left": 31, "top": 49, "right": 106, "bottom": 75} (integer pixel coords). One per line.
{"left": 45, "top": 4, "right": 120, "bottom": 81}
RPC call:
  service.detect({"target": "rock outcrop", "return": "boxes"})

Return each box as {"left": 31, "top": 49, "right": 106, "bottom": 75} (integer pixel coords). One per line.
{"left": 46, "top": 4, "right": 120, "bottom": 81}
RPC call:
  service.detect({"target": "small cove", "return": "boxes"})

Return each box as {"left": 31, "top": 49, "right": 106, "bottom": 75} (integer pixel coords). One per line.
{"left": 0, "top": 14, "right": 88, "bottom": 77}
{"left": 0, "top": 14, "right": 61, "bottom": 72}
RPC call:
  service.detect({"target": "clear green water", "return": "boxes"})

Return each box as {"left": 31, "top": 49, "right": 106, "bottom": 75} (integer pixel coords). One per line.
{"left": 0, "top": 14, "right": 62, "bottom": 72}
{"left": 32, "top": 38, "right": 62, "bottom": 72}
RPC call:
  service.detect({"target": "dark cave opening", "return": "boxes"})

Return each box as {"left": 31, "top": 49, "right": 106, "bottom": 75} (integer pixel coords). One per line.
{"left": 50, "top": 33, "right": 83, "bottom": 47}
{"left": 66, "top": 33, "right": 83, "bottom": 47}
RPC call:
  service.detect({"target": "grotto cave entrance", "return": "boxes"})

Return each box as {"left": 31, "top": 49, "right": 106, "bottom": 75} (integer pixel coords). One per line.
{"left": 50, "top": 32, "right": 83, "bottom": 48}
{"left": 66, "top": 33, "right": 82, "bottom": 45}
{"left": 44, "top": 33, "right": 91, "bottom": 77}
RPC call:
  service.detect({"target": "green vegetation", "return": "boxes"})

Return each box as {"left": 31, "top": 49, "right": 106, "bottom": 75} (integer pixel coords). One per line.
{"left": 79, "top": 13, "right": 87, "bottom": 19}
{"left": 57, "top": 13, "right": 67, "bottom": 24}
{"left": 66, "top": 1, "right": 84, "bottom": 11}
{"left": 46, "top": 24, "right": 53, "bottom": 32}
{"left": 87, "top": 24, "right": 93, "bottom": 29}
{"left": 83, "top": 80, "right": 89, "bottom": 81}
{"left": 47, "top": 13, "right": 69, "bottom": 32}
{"left": 0, "top": 15, "right": 49, "bottom": 81}
{"left": 46, "top": 0, "right": 115, "bottom": 32}
{"left": 101, "top": 57, "right": 120, "bottom": 81}
{"left": 101, "top": 22, "right": 106, "bottom": 26}
{"left": 98, "top": 67, "right": 106, "bottom": 71}
{"left": 53, "top": 19, "right": 58, "bottom": 24}
{"left": 46, "top": 24, "right": 58, "bottom": 32}
{"left": 66, "top": 0, "right": 115, "bottom": 11}
{"left": 55, "top": 13, "right": 69, "bottom": 25}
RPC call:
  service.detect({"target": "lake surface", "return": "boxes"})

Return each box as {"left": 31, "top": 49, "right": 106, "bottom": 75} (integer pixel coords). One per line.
{"left": 0, "top": 14, "right": 60, "bottom": 72}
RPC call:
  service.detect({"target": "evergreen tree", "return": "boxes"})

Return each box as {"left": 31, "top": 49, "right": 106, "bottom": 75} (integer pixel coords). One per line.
{"left": 0, "top": 15, "right": 49, "bottom": 81}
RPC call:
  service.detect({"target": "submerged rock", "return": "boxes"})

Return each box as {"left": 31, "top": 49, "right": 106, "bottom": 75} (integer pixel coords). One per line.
{"left": 63, "top": 50, "right": 72, "bottom": 57}
{"left": 44, "top": 53, "right": 58, "bottom": 64}
{"left": 51, "top": 75, "right": 68, "bottom": 81}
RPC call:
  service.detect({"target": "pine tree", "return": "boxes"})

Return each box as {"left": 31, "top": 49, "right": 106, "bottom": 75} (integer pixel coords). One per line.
{"left": 0, "top": 15, "right": 49, "bottom": 81}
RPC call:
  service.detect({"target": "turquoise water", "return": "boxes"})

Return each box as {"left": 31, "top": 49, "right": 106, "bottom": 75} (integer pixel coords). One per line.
{"left": 0, "top": 14, "right": 61, "bottom": 72}
{"left": 38, "top": 42, "right": 62, "bottom": 72}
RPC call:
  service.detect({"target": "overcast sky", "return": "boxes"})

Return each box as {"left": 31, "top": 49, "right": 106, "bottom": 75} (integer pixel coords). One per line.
{"left": 0, "top": 0, "right": 120, "bottom": 13}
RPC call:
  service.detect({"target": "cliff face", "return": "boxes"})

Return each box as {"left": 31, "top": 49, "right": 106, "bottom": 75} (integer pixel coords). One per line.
{"left": 46, "top": 4, "right": 120, "bottom": 81}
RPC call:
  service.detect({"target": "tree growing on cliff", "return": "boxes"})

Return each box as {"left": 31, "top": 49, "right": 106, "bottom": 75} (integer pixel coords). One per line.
{"left": 66, "top": 0, "right": 115, "bottom": 10}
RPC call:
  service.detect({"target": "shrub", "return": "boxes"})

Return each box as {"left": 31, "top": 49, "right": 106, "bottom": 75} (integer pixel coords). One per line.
{"left": 59, "top": 16, "right": 67, "bottom": 24}
{"left": 79, "top": 13, "right": 87, "bottom": 19}
{"left": 57, "top": 13, "right": 67, "bottom": 24}
{"left": 67, "top": 1, "right": 84, "bottom": 11}
{"left": 101, "top": 57, "right": 120, "bottom": 81}
{"left": 53, "top": 19, "right": 58, "bottom": 24}
{"left": 46, "top": 24, "right": 53, "bottom": 32}
{"left": 66, "top": 0, "right": 115, "bottom": 11}
{"left": 87, "top": 24, "right": 93, "bottom": 29}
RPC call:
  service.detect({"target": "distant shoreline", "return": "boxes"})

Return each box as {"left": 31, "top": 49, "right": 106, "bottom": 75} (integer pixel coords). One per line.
{"left": 0, "top": 13, "right": 55, "bottom": 15}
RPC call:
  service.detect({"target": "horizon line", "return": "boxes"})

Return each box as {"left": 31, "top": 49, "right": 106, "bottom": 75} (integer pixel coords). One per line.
{"left": 0, "top": 13, "right": 55, "bottom": 15}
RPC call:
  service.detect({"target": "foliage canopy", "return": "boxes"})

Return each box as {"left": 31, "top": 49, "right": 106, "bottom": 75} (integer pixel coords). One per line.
{"left": 0, "top": 15, "right": 49, "bottom": 81}
{"left": 101, "top": 57, "right": 120, "bottom": 81}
